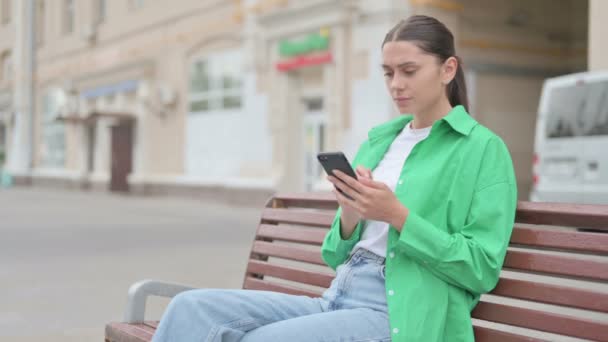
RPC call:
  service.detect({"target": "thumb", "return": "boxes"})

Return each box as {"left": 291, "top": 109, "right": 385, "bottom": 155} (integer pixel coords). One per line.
{"left": 356, "top": 166, "right": 373, "bottom": 179}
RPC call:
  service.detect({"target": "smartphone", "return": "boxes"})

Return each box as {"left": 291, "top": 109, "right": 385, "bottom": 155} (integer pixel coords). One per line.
{"left": 317, "top": 152, "right": 358, "bottom": 200}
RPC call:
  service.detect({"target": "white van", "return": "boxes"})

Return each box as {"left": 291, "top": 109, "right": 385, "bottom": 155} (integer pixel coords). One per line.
{"left": 530, "top": 70, "right": 608, "bottom": 205}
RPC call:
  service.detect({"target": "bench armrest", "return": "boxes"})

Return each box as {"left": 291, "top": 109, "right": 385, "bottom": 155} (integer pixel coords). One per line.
{"left": 124, "top": 279, "right": 198, "bottom": 323}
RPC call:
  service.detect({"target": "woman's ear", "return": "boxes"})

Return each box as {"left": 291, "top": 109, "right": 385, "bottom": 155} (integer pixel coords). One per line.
{"left": 441, "top": 56, "right": 458, "bottom": 85}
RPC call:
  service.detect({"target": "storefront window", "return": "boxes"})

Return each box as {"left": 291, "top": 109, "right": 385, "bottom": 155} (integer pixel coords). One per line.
{"left": 0, "top": 123, "right": 5, "bottom": 166}
{"left": 1, "top": 0, "right": 10, "bottom": 25}
{"left": 37, "top": 0, "right": 45, "bottom": 46}
{"left": 189, "top": 50, "right": 243, "bottom": 113}
{"left": 1, "top": 51, "right": 11, "bottom": 81}
{"left": 63, "top": 0, "right": 74, "bottom": 34}
{"left": 96, "top": 0, "right": 106, "bottom": 24}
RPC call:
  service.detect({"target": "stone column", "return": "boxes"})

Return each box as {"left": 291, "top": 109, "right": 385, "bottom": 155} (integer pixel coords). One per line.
{"left": 6, "top": 0, "right": 34, "bottom": 182}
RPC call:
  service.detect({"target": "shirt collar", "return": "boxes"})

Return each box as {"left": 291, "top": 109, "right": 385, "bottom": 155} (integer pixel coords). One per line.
{"left": 442, "top": 105, "right": 477, "bottom": 136}
{"left": 367, "top": 105, "right": 477, "bottom": 145}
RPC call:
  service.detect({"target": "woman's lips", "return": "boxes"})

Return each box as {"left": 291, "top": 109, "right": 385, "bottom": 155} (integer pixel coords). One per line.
{"left": 395, "top": 97, "right": 412, "bottom": 106}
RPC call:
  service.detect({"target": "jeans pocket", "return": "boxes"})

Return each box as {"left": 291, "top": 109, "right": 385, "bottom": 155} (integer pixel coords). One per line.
{"left": 379, "top": 265, "right": 386, "bottom": 280}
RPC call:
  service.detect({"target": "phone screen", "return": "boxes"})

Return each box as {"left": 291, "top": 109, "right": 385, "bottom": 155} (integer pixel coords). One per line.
{"left": 317, "top": 152, "right": 357, "bottom": 199}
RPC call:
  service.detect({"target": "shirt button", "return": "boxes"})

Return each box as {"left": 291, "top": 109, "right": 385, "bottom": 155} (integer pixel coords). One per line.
{"left": 398, "top": 179, "right": 403, "bottom": 185}
{"left": 389, "top": 252, "right": 395, "bottom": 258}
{"left": 393, "top": 328, "right": 400, "bottom": 334}
{"left": 388, "top": 290, "right": 395, "bottom": 296}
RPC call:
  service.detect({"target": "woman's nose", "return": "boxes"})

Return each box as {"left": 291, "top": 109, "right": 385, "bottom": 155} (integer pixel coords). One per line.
{"left": 390, "top": 73, "right": 406, "bottom": 91}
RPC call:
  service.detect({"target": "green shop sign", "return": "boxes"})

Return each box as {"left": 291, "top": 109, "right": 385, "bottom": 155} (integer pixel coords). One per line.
{"left": 279, "top": 29, "right": 330, "bottom": 57}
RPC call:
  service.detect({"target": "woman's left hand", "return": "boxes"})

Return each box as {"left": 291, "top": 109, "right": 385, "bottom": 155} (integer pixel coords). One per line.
{"left": 328, "top": 169, "right": 409, "bottom": 230}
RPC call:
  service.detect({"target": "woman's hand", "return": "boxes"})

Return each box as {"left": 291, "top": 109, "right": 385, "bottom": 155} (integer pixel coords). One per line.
{"left": 330, "top": 166, "right": 370, "bottom": 232}
{"left": 328, "top": 167, "right": 409, "bottom": 231}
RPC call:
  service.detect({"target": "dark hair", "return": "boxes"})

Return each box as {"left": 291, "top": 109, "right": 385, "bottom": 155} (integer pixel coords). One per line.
{"left": 382, "top": 15, "right": 468, "bottom": 112}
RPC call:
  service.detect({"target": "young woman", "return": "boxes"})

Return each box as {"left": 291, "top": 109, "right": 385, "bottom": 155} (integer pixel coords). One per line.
{"left": 152, "top": 15, "right": 517, "bottom": 342}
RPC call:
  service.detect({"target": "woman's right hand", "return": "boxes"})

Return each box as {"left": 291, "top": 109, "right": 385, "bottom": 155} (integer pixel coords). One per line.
{"left": 330, "top": 166, "right": 373, "bottom": 238}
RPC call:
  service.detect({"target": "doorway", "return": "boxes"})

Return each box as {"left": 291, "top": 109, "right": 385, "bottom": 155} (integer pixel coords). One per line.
{"left": 302, "top": 97, "right": 327, "bottom": 191}
{"left": 109, "top": 121, "right": 134, "bottom": 192}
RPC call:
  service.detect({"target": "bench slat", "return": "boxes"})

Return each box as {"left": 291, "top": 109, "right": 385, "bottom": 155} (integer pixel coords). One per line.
{"left": 473, "top": 324, "right": 549, "bottom": 342}
{"left": 516, "top": 202, "right": 608, "bottom": 230}
{"left": 472, "top": 301, "right": 608, "bottom": 341}
{"left": 261, "top": 208, "right": 334, "bottom": 227}
{"left": 247, "top": 259, "right": 333, "bottom": 288}
{"left": 511, "top": 225, "right": 608, "bottom": 254}
{"left": 144, "top": 321, "right": 159, "bottom": 329}
{"left": 504, "top": 249, "right": 608, "bottom": 281}
{"left": 269, "top": 194, "right": 608, "bottom": 230}
{"left": 272, "top": 192, "right": 338, "bottom": 210}
{"left": 252, "top": 241, "right": 325, "bottom": 265}
{"left": 257, "top": 224, "right": 327, "bottom": 245}
{"left": 106, "top": 322, "right": 154, "bottom": 342}
{"left": 243, "top": 277, "right": 322, "bottom": 297}
{"left": 492, "top": 277, "right": 608, "bottom": 313}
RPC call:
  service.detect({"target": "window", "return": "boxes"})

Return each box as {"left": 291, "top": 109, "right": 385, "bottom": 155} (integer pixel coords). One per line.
{"left": 1, "top": 0, "right": 10, "bottom": 25}
{"left": 40, "top": 89, "right": 66, "bottom": 167}
{"left": 36, "top": 0, "right": 45, "bottom": 46}
{"left": 0, "top": 123, "right": 5, "bottom": 165}
{"left": 583, "top": 80, "right": 608, "bottom": 136}
{"left": 130, "top": 0, "right": 145, "bottom": 10}
{"left": 1, "top": 51, "right": 11, "bottom": 81}
{"left": 95, "top": 0, "right": 106, "bottom": 25}
{"left": 546, "top": 80, "right": 608, "bottom": 138}
{"left": 63, "top": 0, "right": 74, "bottom": 34}
{"left": 189, "top": 50, "right": 243, "bottom": 113}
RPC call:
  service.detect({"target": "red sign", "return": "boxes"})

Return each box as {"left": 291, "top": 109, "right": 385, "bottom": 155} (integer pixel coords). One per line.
{"left": 276, "top": 52, "right": 333, "bottom": 72}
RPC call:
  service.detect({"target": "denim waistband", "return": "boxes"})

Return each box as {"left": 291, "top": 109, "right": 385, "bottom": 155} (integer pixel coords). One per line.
{"left": 349, "top": 248, "right": 386, "bottom": 265}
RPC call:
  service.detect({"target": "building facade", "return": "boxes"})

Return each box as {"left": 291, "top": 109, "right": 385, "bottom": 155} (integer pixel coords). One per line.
{"left": 0, "top": 0, "right": 595, "bottom": 205}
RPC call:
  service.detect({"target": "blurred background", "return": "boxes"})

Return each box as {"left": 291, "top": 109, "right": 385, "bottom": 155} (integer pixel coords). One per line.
{"left": 0, "top": 0, "right": 605, "bottom": 205}
{"left": 0, "top": 0, "right": 606, "bottom": 341}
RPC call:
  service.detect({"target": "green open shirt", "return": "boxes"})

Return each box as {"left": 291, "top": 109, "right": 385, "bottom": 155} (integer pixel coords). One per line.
{"left": 321, "top": 105, "right": 518, "bottom": 341}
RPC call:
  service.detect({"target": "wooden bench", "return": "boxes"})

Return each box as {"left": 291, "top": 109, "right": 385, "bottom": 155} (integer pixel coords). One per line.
{"left": 106, "top": 192, "right": 608, "bottom": 342}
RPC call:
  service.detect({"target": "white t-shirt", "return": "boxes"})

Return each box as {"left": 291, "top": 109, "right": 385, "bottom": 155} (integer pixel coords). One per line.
{"left": 352, "top": 121, "right": 432, "bottom": 258}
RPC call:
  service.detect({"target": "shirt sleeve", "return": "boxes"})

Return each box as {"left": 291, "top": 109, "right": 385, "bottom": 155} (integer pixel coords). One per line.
{"left": 321, "top": 208, "right": 365, "bottom": 270}
{"left": 396, "top": 136, "right": 518, "bottom": 294}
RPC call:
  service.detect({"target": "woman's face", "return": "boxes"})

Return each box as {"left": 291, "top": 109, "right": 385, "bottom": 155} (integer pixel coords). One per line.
{"left": 382, "top": 40, "right": 453, "bottom": 115}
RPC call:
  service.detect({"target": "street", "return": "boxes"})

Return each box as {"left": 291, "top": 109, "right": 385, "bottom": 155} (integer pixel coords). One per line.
{"left": 0, "top": 188, "right": 262, "bottom": 341}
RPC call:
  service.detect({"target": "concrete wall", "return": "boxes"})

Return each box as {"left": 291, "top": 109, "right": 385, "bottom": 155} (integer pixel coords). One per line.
{"left": 475, "top": 73, "right": 545, "bottom": 200}
{"left": 589, "top": 0, "right": 608, "bottom": 70}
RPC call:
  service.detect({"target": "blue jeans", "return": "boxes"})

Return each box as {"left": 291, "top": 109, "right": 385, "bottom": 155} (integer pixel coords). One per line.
{"left": 152, "top": 248, "right": 390, "bottom": 342}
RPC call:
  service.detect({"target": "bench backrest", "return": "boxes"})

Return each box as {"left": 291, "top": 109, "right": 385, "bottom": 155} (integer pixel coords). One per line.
{"left": 244, "top": 192, "right": 608, "bottom": 341}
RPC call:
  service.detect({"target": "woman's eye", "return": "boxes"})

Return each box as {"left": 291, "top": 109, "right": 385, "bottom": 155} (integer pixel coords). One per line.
{"left": 384, "top": 72, "right": 393, "bottom": 77}
{"left": 404, "top": 70, "right": 416, "bottom": 76}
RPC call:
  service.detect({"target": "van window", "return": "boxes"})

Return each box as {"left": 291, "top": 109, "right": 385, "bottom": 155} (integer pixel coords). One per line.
{"left": 584, "top": 80, "right": 608, "bottom": 136}
{"left": 546, "top": 79, "right": 608, "bottom": 138}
